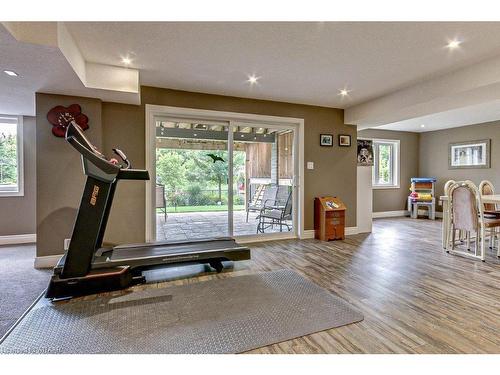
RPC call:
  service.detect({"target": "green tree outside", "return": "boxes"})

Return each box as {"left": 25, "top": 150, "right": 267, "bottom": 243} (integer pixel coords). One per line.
{"left": 156, "top": 148, "right": 246, "bottom": 209}
{"left": 0, "top": 128, "right": 18, "bottom": 186}
{"left": 377, "top": 144, "right": 391, "bottom": 184}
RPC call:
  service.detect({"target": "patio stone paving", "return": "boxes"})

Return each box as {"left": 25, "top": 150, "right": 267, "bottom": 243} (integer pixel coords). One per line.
{"left": 156, "top": 210, "right": 291, "bottom": 241}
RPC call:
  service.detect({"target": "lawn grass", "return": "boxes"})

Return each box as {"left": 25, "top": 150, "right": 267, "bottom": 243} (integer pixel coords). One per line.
{"left": 158, "top": 205, "right": 245, "bottom": 213}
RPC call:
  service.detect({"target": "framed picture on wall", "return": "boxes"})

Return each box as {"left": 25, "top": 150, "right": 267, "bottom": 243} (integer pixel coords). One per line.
{"left": 448, "top": 139, "right": 490, "bottom": 169}
{"left": 338, "top": 134, "right": 351, "bottom": 147}
{"left": 357, "top": 139, "right": 374, "bottom": 166}
{"left": 320, "top": 134, "right": 333, "bottom": 147}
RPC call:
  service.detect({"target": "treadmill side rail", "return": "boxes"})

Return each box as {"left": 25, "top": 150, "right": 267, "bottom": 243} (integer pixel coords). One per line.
{"left": 45, "top": 266, "right": 140, "bottom": 300}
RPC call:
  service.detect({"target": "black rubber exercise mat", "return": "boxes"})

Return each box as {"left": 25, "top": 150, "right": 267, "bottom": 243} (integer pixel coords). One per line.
{"left": 0, "top": 269, "right": 363, "bottom": 353}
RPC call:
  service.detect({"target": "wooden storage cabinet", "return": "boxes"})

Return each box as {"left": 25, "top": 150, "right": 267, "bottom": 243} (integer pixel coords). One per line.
{"left": 314, "top": 197, "right": 346, "bottom": 241}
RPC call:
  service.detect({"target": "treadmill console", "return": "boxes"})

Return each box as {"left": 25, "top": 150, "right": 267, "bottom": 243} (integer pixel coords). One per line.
{"left": 66, "top": 121, "right": 149, "bottom": 181}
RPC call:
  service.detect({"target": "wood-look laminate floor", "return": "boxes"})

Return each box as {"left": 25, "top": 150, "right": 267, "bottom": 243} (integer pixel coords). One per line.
{"left": 31, "top": 217, "right": 500, "bottom": 354}
{"left": 243, "top": 217, "right": 500, "bottom": 353}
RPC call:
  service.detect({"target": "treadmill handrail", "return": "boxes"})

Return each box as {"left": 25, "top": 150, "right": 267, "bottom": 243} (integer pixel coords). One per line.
{"left": 66, "top": 122, "right": 149, "bottom": 180}
{"left": 67, "top": 136, "right": 121, "bottom": 175}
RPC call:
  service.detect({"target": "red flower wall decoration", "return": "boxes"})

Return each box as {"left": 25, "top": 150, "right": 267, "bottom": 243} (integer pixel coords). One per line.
{"left": 47, "top": 104, "right": 89, "bottom": 137}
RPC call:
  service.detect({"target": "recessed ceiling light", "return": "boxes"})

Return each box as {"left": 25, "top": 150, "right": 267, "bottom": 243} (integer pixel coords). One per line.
{"left": 121, "top": 57, "right": 132, "bottom": 65}
{"left": 420, "top": 124, "right": 425, "bottom": 128}
{"left": 3, "top": 70, "right": 18, "bottom": 77}
{"left": 247, "top": 75, "right": 259, "bottom": 84}
{"left": 338, "top": 88, "right": 350, "bottom": 97}
{"left": 446, "top": 39, "right": 462, "bottom": 50}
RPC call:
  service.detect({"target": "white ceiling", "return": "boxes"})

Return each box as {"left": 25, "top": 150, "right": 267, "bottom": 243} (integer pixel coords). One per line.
{"left": 0, "top": 24, "right": 139, "bottom": 116}
{"left": 66, "top": 22, "right": 500, "bottom": 109}
{"left": 4, "top": 21, "right": 500, "bottom": 130}
{"left": 0, "top": 25, "right": 80, "bottom": 115}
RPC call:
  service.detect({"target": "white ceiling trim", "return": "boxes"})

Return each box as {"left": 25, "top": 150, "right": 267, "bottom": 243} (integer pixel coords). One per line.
{"left": 345, "top": 52, "right": 500, "bottom": 130}
{"left": 375, "top": 100, "right": 500, "bottom": 133}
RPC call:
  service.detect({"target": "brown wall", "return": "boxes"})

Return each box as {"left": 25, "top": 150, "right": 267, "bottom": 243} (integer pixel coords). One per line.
{"left": 358, "top": 128, "right": 419, "bottom": 213}
{"left": 0, "top": 116, "right": 36, "bottom": 236}
{"left": 36, "top": 93, "right": 102, "bottom": 257}
{"left": 101, "top": 102, "right": 146, "bottom": 245}
{"left": 35, "top": 87, "right": 355, "bottom": 257}
{"left": 419, "top": 120, "right": 500, "bottom": 209}
{"left": 140, "top": 86, "right": 357, "bottom": 228}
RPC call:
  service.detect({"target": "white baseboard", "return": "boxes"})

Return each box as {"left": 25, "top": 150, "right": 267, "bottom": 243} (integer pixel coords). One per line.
{"left": 34, "top": 254, "right": 61, "bottom": 269}
{"left": 345, "top": 226, "right": 359, "bottom": 235}
{"left": 237, "top": 232, "right": 296, "bottom": 244}
{"left": 0, "top": 233, "right": 36, "bottom": 246}
{"left": 417, "top": 209, "right": 443, "bottom": 218}
{"left": 372, "top": 209, "right": 442, "bottom": 219}
{"left": 372, "top": 210, "right": 407, "bottom": 218}
{"left": 301, "top": 230, "right": 314, "bottom": 239}
{"left": 302, "top": 227, "right": 359, "bottom": 239}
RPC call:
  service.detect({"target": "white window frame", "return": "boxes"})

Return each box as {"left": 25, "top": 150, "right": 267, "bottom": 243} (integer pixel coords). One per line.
{"left": 372, "top": 138, "right": 400, "bottom": 190}
{"left": 0, "top": 115, "right": 24, "bottom": 197}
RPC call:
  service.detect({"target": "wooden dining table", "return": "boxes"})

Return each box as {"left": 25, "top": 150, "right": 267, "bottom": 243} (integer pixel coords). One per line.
{"left": 439, "top": 194, "right": 500, "bottom": 248}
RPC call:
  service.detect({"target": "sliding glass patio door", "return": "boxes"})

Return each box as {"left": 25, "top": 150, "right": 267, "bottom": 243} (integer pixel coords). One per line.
{"left": 154, "top": 117, "right": 230, "bottom": 241}
{"left": 153, "top": 115, "right": 298, "bottom": 241}
{"left": 230, "top": 122, "right": 296, "bottom": 238}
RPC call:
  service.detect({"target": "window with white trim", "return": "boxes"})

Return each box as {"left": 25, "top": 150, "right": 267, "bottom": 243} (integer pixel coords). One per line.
{"left": 0, "top": 115, "right": 23, "bottom": 196}
{"left": 372, "top": 139, "right": 400, "bottom": 189}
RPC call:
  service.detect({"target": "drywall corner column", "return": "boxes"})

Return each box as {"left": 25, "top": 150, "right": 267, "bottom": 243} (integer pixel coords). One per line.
{"left": 35, "top": 93, "right": 102, "bottom": 257}
{"left": 101, "top": 102, "right": 146, "bottom": 245}
{"left": 357, "top": 166, "right": 373, "bottom": 233}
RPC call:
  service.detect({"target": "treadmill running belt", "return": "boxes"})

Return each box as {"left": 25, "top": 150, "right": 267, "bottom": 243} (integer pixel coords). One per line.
{"left": 110, "top": 239, "right": 242, "bottom": 261}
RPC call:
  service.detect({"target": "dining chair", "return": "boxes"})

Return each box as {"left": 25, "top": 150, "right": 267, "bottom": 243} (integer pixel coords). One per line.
{"left": 446, "top": 181, "right": 500, "bottom": 261}
{"left": 478, "top": 180, "right": 500, "bottom": 215}
{"left": 479, "top": 180, "right": 500, "bottom": 249}
{"left": 443, "top": 180, "right": 462, "bottom": 248}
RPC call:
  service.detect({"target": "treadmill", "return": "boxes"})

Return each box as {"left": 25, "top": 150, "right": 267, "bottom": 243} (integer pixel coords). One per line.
{"left": 45, "top": 122, "right": 250, "bottom": 299}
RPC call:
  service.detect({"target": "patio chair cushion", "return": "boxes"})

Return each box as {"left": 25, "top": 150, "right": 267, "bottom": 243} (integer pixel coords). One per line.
{"left": 248, "top": 203, "right": 261, "bottom": 210}
{"left": 260, "top": 209, "right": 283, "bottom": 220}
{"left": 249, "top": 185, "right": 278, "bottom": 211}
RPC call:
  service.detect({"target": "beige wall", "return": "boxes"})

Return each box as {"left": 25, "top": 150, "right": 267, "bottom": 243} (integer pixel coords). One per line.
{"left": 0, "top": 116, "right": 36, "bottom": 236}
{"left": 36, "top": 93, "right": 102, "bottom": 257}
{"left": 358, "top": 129, "right": 419, "bottom": 213}
{"left": 35, "top": 87, "right": 356, "bottom": 256}
{"left": 420, "top": 120, "right": 500, "bottom": 210}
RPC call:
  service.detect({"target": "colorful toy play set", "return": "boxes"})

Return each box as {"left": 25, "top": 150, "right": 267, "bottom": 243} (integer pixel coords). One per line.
{"left": 407, "top": 177, "right": 437, "bottom": 220}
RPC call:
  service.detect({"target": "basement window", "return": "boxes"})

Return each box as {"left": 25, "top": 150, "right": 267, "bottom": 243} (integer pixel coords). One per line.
{"left": 372, "top": 139, "right": 400, "bottom": 189}
{"left": 0, "top": 115, "right": 23, "bottom": 196}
